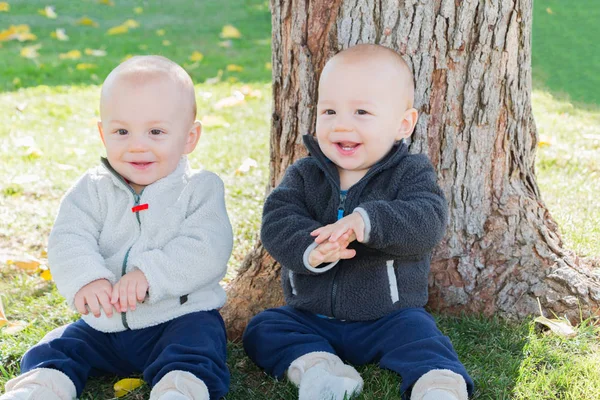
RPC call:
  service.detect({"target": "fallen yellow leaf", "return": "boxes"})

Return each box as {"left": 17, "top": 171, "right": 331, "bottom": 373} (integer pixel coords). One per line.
{"left": 0, "top": 2, "right": 9, "bottom": 12}
{"left": 240, "top": 85, "right": 263, "bottom": 99}
{"left": 220, "top": 24, "right": 241, "bottom": 39}
{"left": 201, "top": 115, "right": 229, "bottom": 128}
{"left": 108, "top": 25, "right": 129, "bottom": 35}
{"left": 76, "top": 63, "right": 97, "bottom": 70}
{"left": 98, "top": 0, "right": 115, "bottom": 5}
{"left": 236, "top": 158, "right": 258, "bottom": 174}
{"left": 59, "top": 49, "right": 82, "bottom": 60}
{"left": 122, "top": 54, "right": 133, "bottom": 62}
{"left": 114, "top": 378, "right": 144, "bottom": 397}
{"left": 77, "top": 17, "right": 99, "bottom": 27}
{"left": 41, "top": 250, "right": 48, "bottom": 258}
{"left": 0, "top": 25, "right": 37, "bottom": 42}
{"left": 156, "top": 29, "right": 166, "bottom": 36}
{"left": 24, "top": 147, "right": 43, "bottom": 158}
{"left": 214, "top": 91, "right": 245, "bottom": 109}
{"left": 3, "top": 321, "right": 27, "bottom": 335}
{"left": 189, "top": 51, "right": 204, "bottom": 62}
{"left": 40, "top": 269, "right": 53, "bottom": 281}
{"left": 534, "top": 316, "right": 576, "bottom": 338}
{"left": 133, "top": 7, "right": 143, "bottom": 14}
{"left": 204, "top": 70, "right": 223, "bottom": 85}
{"left": 227, "top": 64, "right": 244, "bottom": 72}
{"left": 20, "top": 44, "right": 42, "bottom": 60}
{"left": 123, "top": 19, "right": 140, "bottom": 29}
{"left": 13, "top": 77, "right": 21, "bottom": 86}
{"left": 38, "top": 6, "right": 57, "bottom": 19}
{"left": 546, "top": 8, "right": 553, "bottom": 14}
{"left": 85, "top": 48, "right": 107, "bottom": 57}
{"left": 15, "top": 32, "right": 37, "bottom": 42}
{"left": 162, "top": 40, "right": 171, "bottom": 46}
{"left": 265, "top": 62, "right": 272, "bottom": 70}
{"left": 7, "top": 256, "right": 42, "bottom": 273}
{"left": 51, "top": 28, "right": 69, "bottom": 41}
{"left": 0, "top": 297, "right": 8, "bottom": 328}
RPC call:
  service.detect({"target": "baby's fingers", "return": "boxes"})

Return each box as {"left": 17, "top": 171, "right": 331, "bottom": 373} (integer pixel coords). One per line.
{"left": 111, "top": 282, "right": 120, "bottom": 304}
{"left": 86, "top": 295, "right": 101, "bottom": 318}
{"left": 136, "top": 282, "right": 147, "bottom": 303}
{"left": 97, "top": 291, "right": 113, "bottom": 318}
{"left": 338, "top": 249, "right": 356, "bottom": 260}
{"left": 329, "top": 227, "right": 351, "bottom": 243}
{"left": 74, "top": 295, "right": 88, "bottom": 315}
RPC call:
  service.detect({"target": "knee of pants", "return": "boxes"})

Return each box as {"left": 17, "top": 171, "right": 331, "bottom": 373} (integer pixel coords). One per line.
{"left": 242, "top": 309, "right": 287, "bottom": 354}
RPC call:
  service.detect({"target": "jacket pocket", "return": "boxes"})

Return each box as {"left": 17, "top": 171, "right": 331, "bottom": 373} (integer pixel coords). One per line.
{"left": 386, "top": 260, "right": 399, "bottom": 303}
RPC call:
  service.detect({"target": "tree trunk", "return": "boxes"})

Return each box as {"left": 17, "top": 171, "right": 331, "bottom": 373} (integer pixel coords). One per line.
{"left": 221, "top": 0, "right": 600, "bottom": 340}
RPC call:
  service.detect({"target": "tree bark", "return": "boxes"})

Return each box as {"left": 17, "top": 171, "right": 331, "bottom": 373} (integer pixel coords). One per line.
{"left": 221, "top": 0, "right": 600, "bottom": 340}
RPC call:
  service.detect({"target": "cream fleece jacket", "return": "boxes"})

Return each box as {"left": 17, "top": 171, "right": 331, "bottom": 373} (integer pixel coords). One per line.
{"left": 48, "top": 157, "right": 233, "bottom": 332}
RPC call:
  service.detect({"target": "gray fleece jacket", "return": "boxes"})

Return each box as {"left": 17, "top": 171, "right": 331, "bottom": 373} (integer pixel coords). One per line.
{"left": 48, "top": 157, "right": 233, "bottom": 333}
{"left": 260, "top": 135, "right": 448, "bottom": 321}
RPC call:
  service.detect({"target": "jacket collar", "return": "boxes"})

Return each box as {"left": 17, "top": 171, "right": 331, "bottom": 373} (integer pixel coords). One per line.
{"left": 302, "top": 134, "right": 407, "bottom": 187}
{"left": 100, "top": 156, "right": 190, "bottom": 194}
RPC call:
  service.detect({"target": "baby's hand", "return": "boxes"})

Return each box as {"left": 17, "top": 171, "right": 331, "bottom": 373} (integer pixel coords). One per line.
{"left": 74, "top": 279, "right": 115, "bottom": 318}
{"left": 111, "top": 269, "right": 148, "bottom": 312}
{"left": 310, "top": 212, "right": 366, "bottom": 244}
{"left": 308, "top": 230, "right": 356, "bottom": 267}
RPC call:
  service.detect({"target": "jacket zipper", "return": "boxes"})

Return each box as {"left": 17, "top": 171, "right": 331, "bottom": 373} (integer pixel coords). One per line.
{"left": 330, "top": 190, "right": 347, "bottom": 317}
{"left": 120, "top": 191, "right": 142, "bottom": 330}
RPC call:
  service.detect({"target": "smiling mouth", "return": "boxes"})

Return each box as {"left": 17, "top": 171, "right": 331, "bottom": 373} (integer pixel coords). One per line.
{"left": 129, "top": 162, "right": 154, "bottom": 169}
{"left": 336, "top": 142, "right": 361, "bottom": 152}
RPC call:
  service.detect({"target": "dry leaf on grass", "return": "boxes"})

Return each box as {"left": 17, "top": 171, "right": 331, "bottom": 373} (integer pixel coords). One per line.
{"left": 236, "top": 158, "right": 258, "bottom": 174}
{"left": 114, "top": 378, "right": 144, "bottom": 397}
{"left": 220, "top": 25, "right": 242, "bottom": 39}
{"left": 534, "top": 315, "right": 577, "bottom": 338}
{"left": 214, "top": 91, "right": 245, "bottom": 109}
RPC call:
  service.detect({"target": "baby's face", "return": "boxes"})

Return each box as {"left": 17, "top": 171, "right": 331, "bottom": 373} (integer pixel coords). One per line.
{"left": 316, "top": 59, "right": 411, "bottom": 177}
{"left": 98, "top": 77, "right": 198, "bottom": 193}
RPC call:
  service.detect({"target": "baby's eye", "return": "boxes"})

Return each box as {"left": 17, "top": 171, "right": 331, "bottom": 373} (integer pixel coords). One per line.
{"left": 324, "top": 109, "right": 336, "bottom": 115}
{"left": 150, "top": 129, "right": 164, "bottom": 136}
{"left": 116, "top": 129, "right": 128, "bottom": 135}
{"left": 356, "top": 109, "right": 369, "bottom": 115}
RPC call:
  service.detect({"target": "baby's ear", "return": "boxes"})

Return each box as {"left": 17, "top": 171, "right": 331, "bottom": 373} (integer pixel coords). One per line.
{"left": 97, "top": 121, "right": 106, "bottom": 145}
{"left": 183, "top": 120, "right": 202, "bottom": 154}
{"left": 396, "top": 108, "right": 419, "bottom": 141}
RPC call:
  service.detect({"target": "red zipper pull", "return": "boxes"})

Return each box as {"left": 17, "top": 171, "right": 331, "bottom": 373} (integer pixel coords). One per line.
{"left": 131, "top": 204, "right": 149, "bottom": 213}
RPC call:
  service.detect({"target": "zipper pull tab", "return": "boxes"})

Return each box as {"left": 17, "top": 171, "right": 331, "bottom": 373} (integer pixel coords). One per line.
{"left": 337, "top": 191, "right": 347, "bottom": 221}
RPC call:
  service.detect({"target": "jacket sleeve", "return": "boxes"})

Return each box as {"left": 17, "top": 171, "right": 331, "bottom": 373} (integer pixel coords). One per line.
{"left": 355, "top": 155, "right": 448, "bottom": 258}
{"left": 260, "top": 164, "right": 330, "bottom": 275}
{"left": 129, "top": 172, "right": 233, "bottom": 304}
{"left": 48, "top": 173, "right": 116, "bottom": 307}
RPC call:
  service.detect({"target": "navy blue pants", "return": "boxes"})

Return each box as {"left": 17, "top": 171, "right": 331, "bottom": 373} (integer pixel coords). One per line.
{"left": 21, "top": 310, "right": 229, "bottom": 399}
{"left": 243, "top": 306, "right": 473, "bottom": 398}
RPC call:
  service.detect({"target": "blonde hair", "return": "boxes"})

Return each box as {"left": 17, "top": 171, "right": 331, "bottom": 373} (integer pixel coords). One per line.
{"left": 325, "top": 44, "right": 415, "bottom": 108}
{"left": 101, "top": 55, "right": 197, "bottom": 120}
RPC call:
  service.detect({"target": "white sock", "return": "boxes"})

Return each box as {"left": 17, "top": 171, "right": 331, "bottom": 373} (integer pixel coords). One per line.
{"left": 155, "top": 391, "right": 191, "bottom": 400}
{"left": 149, "top": 370, "right": 209, "bottom": 400}
{"left": 287, "top": 352, "right": 363, "bottom": 400}
{"left": 0, "top": 368, "right": 76, "bottom": 400}
{"left": 411, "top": 369, "right": 468, "bottom": 400}
{"left": 299, "top": 366, "right": 361, "bottom": 400}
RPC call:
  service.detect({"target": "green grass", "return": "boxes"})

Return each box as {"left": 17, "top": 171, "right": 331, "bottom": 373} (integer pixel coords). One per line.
{"left": 532, "top": 0, "right": 600, "bottom": 105}
{"left": 0, "top": 0, "right": 272, "bottom": 90}
{"left": 2, "top": 0, "right": 600, "bottom": 399}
